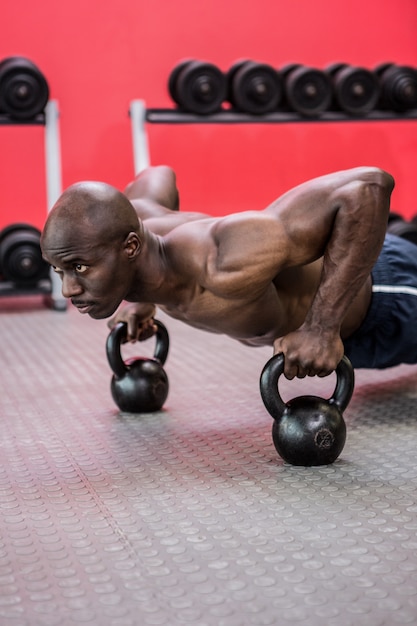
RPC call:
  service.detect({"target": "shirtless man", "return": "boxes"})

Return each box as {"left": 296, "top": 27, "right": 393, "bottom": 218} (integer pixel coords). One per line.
{"left": 41, "top": 165, "right": 408, "bottom": 380}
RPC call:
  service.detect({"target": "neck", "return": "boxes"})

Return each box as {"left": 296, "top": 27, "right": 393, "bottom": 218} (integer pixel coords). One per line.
{"left": 125, "top": 230, "right": 177, "bottom": 305}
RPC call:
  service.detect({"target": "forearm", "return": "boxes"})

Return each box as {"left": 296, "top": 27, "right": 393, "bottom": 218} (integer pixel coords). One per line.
{"left": 304, "top": 173, "right": 393, "bottom": 334}
{"left": 274, "top": 170, "right": 394, "bottom": 379}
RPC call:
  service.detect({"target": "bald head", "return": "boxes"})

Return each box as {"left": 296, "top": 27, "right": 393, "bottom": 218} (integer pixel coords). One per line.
{"left": 40, "top": 181, "right": 146, "bottom": 320}
{"left": 41, "top": 181, "right": 141, "bottom": 251}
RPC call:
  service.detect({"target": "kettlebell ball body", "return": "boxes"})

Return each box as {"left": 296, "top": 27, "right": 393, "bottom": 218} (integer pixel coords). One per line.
{"left": 271, "top": 394, "right": 347, "bottom": 466}
{"left": 260, "top": 354, "right": 355, "bottom": 466}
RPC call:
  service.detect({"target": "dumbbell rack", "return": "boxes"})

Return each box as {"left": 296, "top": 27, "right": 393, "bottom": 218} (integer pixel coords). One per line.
{"left": 130, "top": 99, "right": 417, "bottom": 172}
{"left": 0, "top": 100, "right": 67, "bottom": 310}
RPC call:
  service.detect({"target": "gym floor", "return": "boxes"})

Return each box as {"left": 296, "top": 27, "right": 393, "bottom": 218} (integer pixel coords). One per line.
{"left": 1, "top": 295, "right": 417, "bottom": 626}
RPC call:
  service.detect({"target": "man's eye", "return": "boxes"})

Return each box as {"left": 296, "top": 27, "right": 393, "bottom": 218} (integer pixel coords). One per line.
{"left": 74, "top": 264, "right": 88, "bottom": 273}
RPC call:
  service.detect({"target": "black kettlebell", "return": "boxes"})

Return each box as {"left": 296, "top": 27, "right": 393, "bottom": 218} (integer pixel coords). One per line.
{"left": 106, "top": 320, "right": 169, "bottom": 413}
{"left": 260, "top": 354, "right": 354, "bottom": 466}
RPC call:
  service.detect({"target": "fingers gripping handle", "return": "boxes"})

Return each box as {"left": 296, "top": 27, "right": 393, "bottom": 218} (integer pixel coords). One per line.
{"left": 106, "top": 319, "right": 170, "bottom": 379}
{"left": 259, "top": 353, "right": 355, "bottom": 420}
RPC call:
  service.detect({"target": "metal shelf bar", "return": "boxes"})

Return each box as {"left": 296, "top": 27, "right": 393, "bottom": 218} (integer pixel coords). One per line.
{"left": 145, "top": 107, "right": 417, "bottom": 125}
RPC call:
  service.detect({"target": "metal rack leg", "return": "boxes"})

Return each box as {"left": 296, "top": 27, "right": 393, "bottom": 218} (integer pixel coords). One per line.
{"left": 43, "top": 100, "right": 67, "bottom": 311}
{"left": 130, "top": 100, "right": 150, "bottom": 173}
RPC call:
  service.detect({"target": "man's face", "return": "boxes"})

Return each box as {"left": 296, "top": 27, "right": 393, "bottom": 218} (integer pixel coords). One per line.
{"left": 41, "top": 226, "right": 134, "bottom": 319}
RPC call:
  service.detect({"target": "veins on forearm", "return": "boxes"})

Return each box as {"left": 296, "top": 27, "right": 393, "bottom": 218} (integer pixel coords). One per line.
{"left": 305, "top": 202, "right": 384, "bottom": 330}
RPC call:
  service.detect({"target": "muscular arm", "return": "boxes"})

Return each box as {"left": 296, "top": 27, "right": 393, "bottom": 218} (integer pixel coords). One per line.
{"left": 271, "top": 167, "right": 394, "bottom": 377}
{"left": 214, "top": 167, "right": 394, "bottom": 378}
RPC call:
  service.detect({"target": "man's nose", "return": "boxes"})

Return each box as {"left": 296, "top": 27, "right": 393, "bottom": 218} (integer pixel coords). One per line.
{"left": 61, "top": 273, "right": 83, "bottom": 298}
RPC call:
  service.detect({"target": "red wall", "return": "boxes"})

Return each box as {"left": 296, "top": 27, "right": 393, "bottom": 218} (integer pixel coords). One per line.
{"left": 1, "top": 0, "right": 417, "bottom": 230}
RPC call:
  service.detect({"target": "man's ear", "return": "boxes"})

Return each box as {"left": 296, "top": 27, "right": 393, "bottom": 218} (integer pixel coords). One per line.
{"left": 124, "top": 232, "right": 141, "bottom": 259}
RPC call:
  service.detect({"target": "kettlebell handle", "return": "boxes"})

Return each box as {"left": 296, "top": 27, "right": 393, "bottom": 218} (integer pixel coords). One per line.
{"left": 260, "top": 353, "right": 355, "bottom": 420}
{"left": 106, "top": 319, "right": 169, "bottom": 379}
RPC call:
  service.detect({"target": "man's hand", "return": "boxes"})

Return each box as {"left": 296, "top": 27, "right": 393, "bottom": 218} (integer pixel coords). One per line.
{"left": 273, "top": 325, "right": 345, "bottom": 379}
{"left": 107, "top": 303, "right": 157, "bottom": 343}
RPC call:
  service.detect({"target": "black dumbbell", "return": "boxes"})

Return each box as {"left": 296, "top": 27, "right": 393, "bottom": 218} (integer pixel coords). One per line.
{"left": 387, "top": 212, "right": 417, "bottom": 246}
{"left": 168, "top": 60, "right": 226, "bottom": 114}
{"left": 227, "top": 60, "right": 283, "bottom": 114}
{"left": 326, "top": 63, "right": 380, "bottom": 115}
{"left": 281, "top": 64, "right": 332, "bottom": 117}
{"left": 0, "top": 56, "right": 49, "bottom": 120}
{"left": 0, "top": 223, "right": 50, "bottom": 285}
{"left": 375, "top": 63, "right": 417, "bottom": 112}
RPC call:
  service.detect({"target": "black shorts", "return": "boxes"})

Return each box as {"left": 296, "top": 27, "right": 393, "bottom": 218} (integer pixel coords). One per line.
{"left": 344, "top": 234, "right": 417, "bottom": 369}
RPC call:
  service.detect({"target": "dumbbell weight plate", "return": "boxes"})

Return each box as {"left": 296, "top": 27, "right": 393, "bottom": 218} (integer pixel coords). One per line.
{"left": 328, "top": 64, "right": 380, "bottom": 115}
{"left": 387, "top": 211, "right": 404, "bottom": 225}
{"left": 174, "top": 60, "right": 226, "bottom": 114}
{"left": 374, "top": 62, "right": 394, "bottom": 77}
{"left": 226, "top": 59, "right": 251, "bottom": 102}
{"left": 326, "top": 62, "right": 348, "bottom": 76}
{"left": 376, "top": 64, "right": 417, "bottom": 111}
{"left": 387, "top": 216, "right": 417, "bottom": 246}
{"left": 0, "top": 223, "right": 50, "bottom": 285}
{"left": 280, "top": 63, "right": 302, "bottom": 77}
{"left": 0, "top": 56, "right": 49, "bottom": 120}
{"left": 283, "top": 65, "right": 332, "bottom": 116}
{"left": 229, "top": 61, "right": 283, "bottom": 114}
{"left": 168, "top": 59, "right": 194, "bottom": 106}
